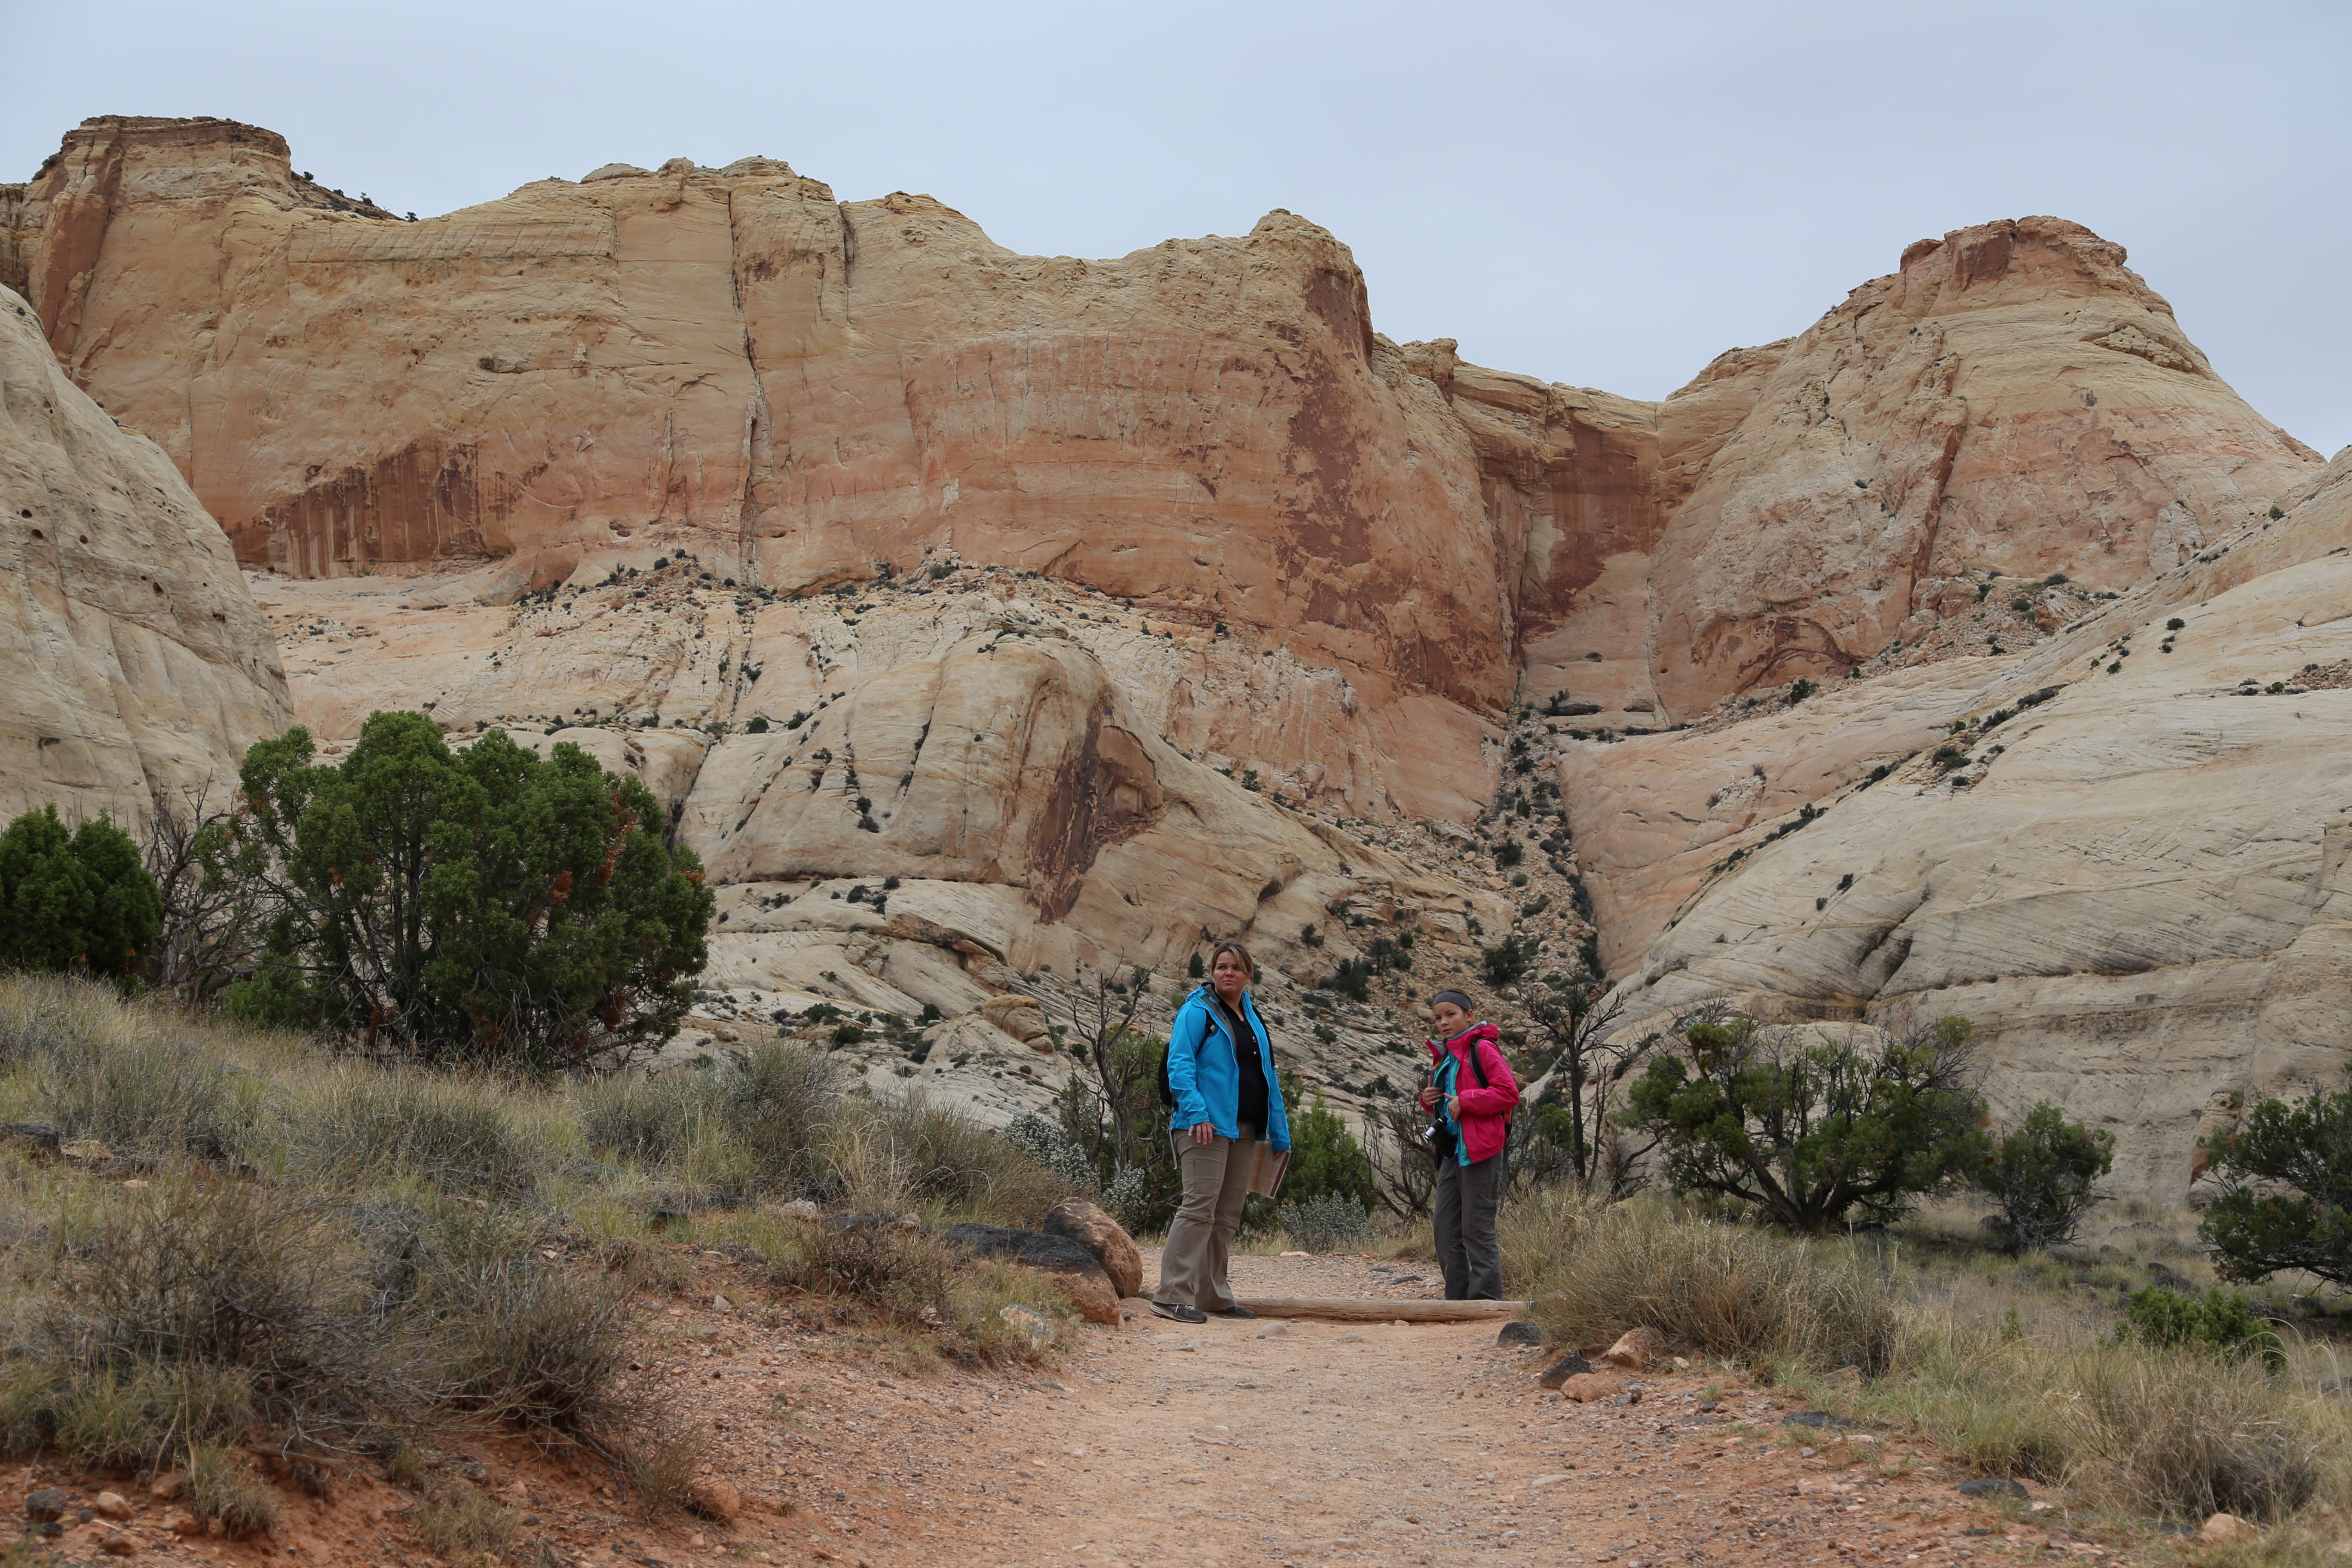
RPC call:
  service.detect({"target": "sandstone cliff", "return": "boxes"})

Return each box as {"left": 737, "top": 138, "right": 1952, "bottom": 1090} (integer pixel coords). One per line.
{"left": 0, "top": 280, "right": 291, "bottom": 828}
{"left": 12, "top": 114, "right": 2345, "bottom": 1203}
{"left": 1559, "top": 448, "right": 2352, "bottom": 1198}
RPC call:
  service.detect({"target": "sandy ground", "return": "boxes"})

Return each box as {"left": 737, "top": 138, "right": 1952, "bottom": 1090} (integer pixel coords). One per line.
{"left": 7, "top": 1251, "right": 2152, "bottom": 1568}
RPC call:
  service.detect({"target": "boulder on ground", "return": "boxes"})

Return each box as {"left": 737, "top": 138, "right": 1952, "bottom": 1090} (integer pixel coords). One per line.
{"left": 1042, "top": 1198, "right": 1144, "bottom": 1298}
{"left": 1537, "top": 1353, "right": 1595, "bottom": 1388}
{"left": 1496, "top": 1320, "right": 1545, "bottom": 1348}
{"left": 1047, "top": 1268, "right": 1123, "bottom": 1325}
{"left": 686, "top": 1478, "right": 741, "bottom": 1522}
{"left": 2201, "top": 1513, "right": 2251, "bottom": 1542}
{"left": 946, "top": 1222, "right": 1121, "bottom": 1325}
{"left": 1600, "top": 1326, "right": 1662, "bottom": 1371}
{"left": 1557, "top": 1372, "right": 1627, "bottom": 1404}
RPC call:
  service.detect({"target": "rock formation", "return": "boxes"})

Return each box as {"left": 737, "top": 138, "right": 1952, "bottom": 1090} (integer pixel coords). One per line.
{"left": 0, "top": 279, "right": 290, "bottom": 829}
{"left": 1561, "top": 448, "right": 2352, "bottom": 1197}
{"left": 7, "top": 113, "right": 2344, "bottom": 1202}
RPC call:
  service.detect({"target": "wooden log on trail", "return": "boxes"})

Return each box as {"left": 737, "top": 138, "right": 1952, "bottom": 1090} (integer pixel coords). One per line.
{"left": 1228, "top": 1297, "right": 1532, "bottom": 1323}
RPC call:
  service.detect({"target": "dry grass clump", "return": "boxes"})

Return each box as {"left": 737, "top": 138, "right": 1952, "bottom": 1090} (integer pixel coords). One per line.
{"left": 275, "top": 1065, "right": 556, "bottom": 1200}
{"left": 408, "top": 1487, "right": 518, "bottom": 1563}
{"left": 0, "top": 971, "right": 264, "bottom": 1158}
{"left": 817, "top": 1088, "right": 1078, "bottom": 1224}
{"left": 1515, "top": 1193, "right": 1901, "bottom": 1374}
{"left": 47, "top": 1174, "right": 425, "bottom": 1452}
{"left": 1862, "top": 1260, "right": 2352, "bottom": 1527}
{"left": 187, "top": 1439, "right": 281, "bottom": 1536}
{"left": 430, "top": 1257, "right": 638, "bottom": 1432}
{"left": 760, "top": 1216, "right": 1070, "bottom": 1369}
{"left": 0, "top": 971, "right": 1087, "bottom": 1528}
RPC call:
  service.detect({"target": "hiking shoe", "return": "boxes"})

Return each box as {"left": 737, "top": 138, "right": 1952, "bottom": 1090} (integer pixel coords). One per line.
{"left": 1213, "top": 1306, "right": 1256, "bottom": 1320}
{"left": 1151, "top": 1301, "right": 1207, "bottom": 1324}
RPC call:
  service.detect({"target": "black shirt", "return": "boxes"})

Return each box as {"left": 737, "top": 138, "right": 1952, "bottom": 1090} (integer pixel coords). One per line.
{"left": 1214, "top": 992, "right": 1270, "bottom": 1133}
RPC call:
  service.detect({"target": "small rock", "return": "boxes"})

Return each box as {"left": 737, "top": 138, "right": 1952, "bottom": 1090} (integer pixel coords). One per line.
{"left": 26, "top": 1489, "right": 68, "bottom": 1523}
{"left": 1538, "top": 1353, "right": 1596, "bottom": 1388}
{"left": 168, "top": 1512, "right": 206, "bottom": 1536}
{"left": 1954, "top": 1477, "right": 2029, "bottom": 1501}
{"left": 93, "top": 1491, "right": 134, "bottom": 1520}
{"left": 2201, "top": 1512, "right": 2251, "bottom": 1541}
{"left": 150, "top": 1473, "right": 188, "bottom": 1501}
{"left": 1825, "top": 1366, "right": 1862, "bottom": 1385}
{"left": 999, "top": 1304, "right": 1057, "bottom": 1347}
{"left": 1601, "top": 1326, "right": 1663, "bottom": 1371}
{"left": 1279, "top": 1250, "right": 1309, "bottom": 1258}
{"left": 0, "top": 1121, "right": 61, "bottom": 1158}
{"left": 1558, "top": 1371, "right": 1623, "bottom": 1403}
{"left": 777, "top": 1199, "right": 821, "bottom": 1220}
{"left": 1255, "top": 1322, "right": 1292, "bottom": 1339}
{"left": 100, "top": 1531, "right": 137, "bottom": 1557}
{"left": 61, "top": 1138, "right": 113, "bottom": 1161}
{"left": 1612, "top": 1388, "right": 1642, "bottom": 1407}
{"left": 1041, "top": 1198, "right": 1145, "bottom": 1299}
{"left": 687, "top": 1479, "right": 741, "bottom": 1522}
{"left": 1496, "top": 1320, "right": 1545, "bottom": 1348}
{"left": 1782, "top": 1410, "right": 1859, "bottom": 1431}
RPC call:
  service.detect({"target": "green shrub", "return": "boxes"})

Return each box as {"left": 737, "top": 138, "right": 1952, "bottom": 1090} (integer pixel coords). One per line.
{"left": 217, "top": 713, "right": 714, "bottom": 1069}
{"left": 1619, "top": 1015, "right": 1988, "bottom": 1232}
{"left": 1280, "top": 1194, "right": 1371, "bottom": 1253}
{"left": 745, "top": 715, "right": 770, "bottom": 734}
{"left": 0, "top": 804, "right": 161, "bottom": 980}
{"left": 2116, "top": 1286, "right": 2285, "bottom": 1372}
{"left": 1479, "top": 933, "right": 1538, "bottom": 988}
{"left": 1328, "top": 958, "right": 1372, "bottom": 1003}
{"left": 1493, "top": 840, "right": 1524, "bottom": 868}
{"left": 1283, "top": 1091, "right": 1377, "bottom": 1211}
{"left": 1981, "top": 1101, "right": 2114, "bottom": 1251}
{"left": 2199, "top": 1068, "right": 2352, "bottom": 1286}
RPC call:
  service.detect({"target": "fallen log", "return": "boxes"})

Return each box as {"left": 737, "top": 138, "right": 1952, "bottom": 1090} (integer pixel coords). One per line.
{"left": 1229, "top": 1297, "right": 1532, "bottom": 1323}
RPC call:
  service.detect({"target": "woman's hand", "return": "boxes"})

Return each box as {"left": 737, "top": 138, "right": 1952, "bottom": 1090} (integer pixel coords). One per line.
{"left": 1416, "top": 1087, "right": 1441, "bottom": 1112}
{"left": 1190, "top": 1121, "right": 1216, "bottom": 1146}
{"left": 1446, "top": 1095, "right": 1462, "bottom": 1120}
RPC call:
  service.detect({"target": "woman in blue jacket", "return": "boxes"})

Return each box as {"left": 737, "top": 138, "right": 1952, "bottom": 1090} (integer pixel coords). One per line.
{"left": 1153, "top": 940, "right": 1292, "bottom": 1324}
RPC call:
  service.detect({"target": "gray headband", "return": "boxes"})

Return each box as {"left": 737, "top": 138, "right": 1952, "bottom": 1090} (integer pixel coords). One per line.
{"left": 1431, "top": 990, "right": 1473, "bottom": 1012}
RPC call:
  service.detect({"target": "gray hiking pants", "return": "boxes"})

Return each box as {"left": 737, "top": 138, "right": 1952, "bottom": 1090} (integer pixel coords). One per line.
{"left": 1434, "top": 1154, "right": 1505, "bottom": 1301}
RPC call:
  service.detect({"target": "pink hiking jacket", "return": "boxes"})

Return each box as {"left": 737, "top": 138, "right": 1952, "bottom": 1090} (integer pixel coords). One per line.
{"left": 1427, "top": 1022, "right": 1521, "bottom": 1164}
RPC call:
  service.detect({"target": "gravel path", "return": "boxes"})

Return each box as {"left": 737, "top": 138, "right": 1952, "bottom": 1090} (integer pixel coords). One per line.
{"left": 3, "top": 1253, "right": 2149, "bottom": 1568}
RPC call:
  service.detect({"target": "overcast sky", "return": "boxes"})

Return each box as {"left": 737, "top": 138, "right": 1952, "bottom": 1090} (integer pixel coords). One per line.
{"left": 9, "top": 0, "right": 2347, "bottom": 456}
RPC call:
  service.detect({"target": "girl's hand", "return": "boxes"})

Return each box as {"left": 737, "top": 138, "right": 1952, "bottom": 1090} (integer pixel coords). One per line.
{"left": 1416, "top": 1087, "right": 1441, "bottom": 1112}
{"left": 1190, "top": 1121, "right": 1216, "bottom": 1146}
{"left": 1446, "top": 1095, "right": 1462, "bottom": 1120}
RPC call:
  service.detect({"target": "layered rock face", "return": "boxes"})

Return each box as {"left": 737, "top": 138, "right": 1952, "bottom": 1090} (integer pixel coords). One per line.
{"left": 0, "top": 281, "right": 291, "bottom": 827}
{"left": 1561, "top": 450, "right": 2352, "bottom": 1198}
{"left": 12, "top": 113, "right": 2342, "bottom": 1201}
{"left": 1490, "top": 218, "right": 2319, "bottom": 722}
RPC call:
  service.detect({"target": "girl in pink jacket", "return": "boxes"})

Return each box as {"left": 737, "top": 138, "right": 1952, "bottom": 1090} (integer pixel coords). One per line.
{"left": 1417, "top": 989, "right": 1521, "bottom": 1300}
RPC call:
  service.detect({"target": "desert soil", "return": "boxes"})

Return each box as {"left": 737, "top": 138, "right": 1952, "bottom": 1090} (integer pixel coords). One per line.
{"left": 6, "top": 1251, "right": 2150, "bottom": 1568}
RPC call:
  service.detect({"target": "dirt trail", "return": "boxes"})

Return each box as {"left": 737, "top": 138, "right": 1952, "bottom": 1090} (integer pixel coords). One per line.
{"left": 4, "top": 1252, "right": 2147, "bottom": 1568}
{"left": 732, "top": 1253, "right": 2141, "bottom": 1568}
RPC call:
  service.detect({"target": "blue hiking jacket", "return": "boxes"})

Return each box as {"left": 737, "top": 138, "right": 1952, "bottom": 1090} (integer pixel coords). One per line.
{"left": 1167, "top": 986, "right": 1292, "bottom": 1152}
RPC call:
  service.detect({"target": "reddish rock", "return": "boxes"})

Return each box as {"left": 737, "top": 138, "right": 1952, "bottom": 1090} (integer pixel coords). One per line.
{"left": 1042, "top": 1199, "right": 1145, "bottom": 1300}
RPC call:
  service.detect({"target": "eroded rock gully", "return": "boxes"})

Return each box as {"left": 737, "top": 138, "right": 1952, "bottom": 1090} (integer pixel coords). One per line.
{"left": 6, "top": 111, "right": 2350, "bottom": 1205}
